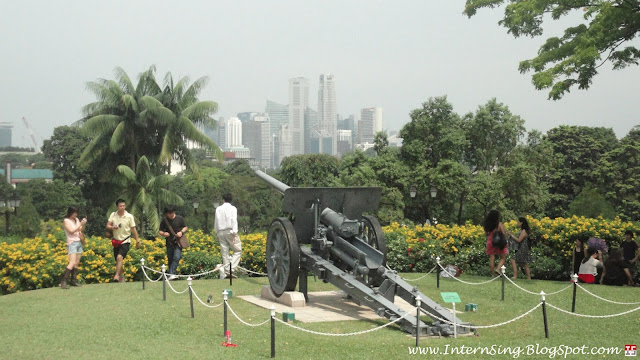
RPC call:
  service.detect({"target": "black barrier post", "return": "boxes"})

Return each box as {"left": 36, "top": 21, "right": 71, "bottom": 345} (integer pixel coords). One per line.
{"left": 188, "top": 277, "right": 194, "bottom": 318}
{"left": 501, "top": 265, "right": 506, "bottom": 301}
{"left": 162, "top": 264, "right": 167, "bottom": 301}
{"left": 270, "top": 305, "right": 276, "bottom": 358}
{"left": 415, "top": 296, "right": 421, "bottom": 347}
{"left": 223, "top": 290, "right": 228, "bottom": 336}
{"left": 229, "top": 263, "right": 233, "bottom": 286}
{"left": 541, "top": 291, "right": 549, "bottom": 338}
{"left": 436, "top": 257, "right": 440, "bottom": 289}
{"left": 571, "top": 274, "right": 578, "bottom": 313}
{"left": 140, "top": 258, "right": 145, "bottom": 290}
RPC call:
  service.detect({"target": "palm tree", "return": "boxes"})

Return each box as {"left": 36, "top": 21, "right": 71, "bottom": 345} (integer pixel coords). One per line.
{"left": 113, "top": 156, "right": 183, "bottom": 235}
{"left": 78, "top": 66, "right": 161, "bottom": 176}
{"left": 141, "top": 72, "right": 222, "bottom": 174}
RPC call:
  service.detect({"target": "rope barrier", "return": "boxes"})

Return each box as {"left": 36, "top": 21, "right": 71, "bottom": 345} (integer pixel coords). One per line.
{"left": 171, "top": 264, "right": 224, "bottom": 278}
{"left": 274, "top": 311, "right": 411, "bottom": 336}
{"left": 398, "top": 266, "right": 437, "bottom": 282}
{"left": 225, "top": 300, "right": 270, "bottom": 327}
{"left": 140, "top": 266, "right": 164, "bottom": 282}
{"left": 237, "top": 266, "right": 268, "bottom": 276}
{"left": 420, "top": 302, "right": 542, "bottom": 329}
{"left": 504, "top": 277, "right": 572, "bottom": 296}
{"left": 436, "top": 262, "right": 501, "bottom": 285}
{"left": 190, "top": 286, "right": 225, "bottom": 308}
{"left": 165, "top": 277, "right": 189, "bottom": 294}
{"left": 546, "top": 302, "right": 640, "bottom": 318}
{"left": 575, "top": 283, "right": 640, "bottom": 305}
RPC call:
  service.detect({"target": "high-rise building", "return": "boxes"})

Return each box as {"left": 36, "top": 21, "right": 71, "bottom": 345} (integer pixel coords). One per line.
{"left": 304, "top": 108, "right": 319, "bottom": 154}
{"left": 318, "top": 74, "right": 337, "bottom": 154}
{"left": 226, "top": 117, "right": 243, "bottom": 148}
{"left": 0, "top": 123, "right": 12, "bottom": 148}
{"left": 215, "top": 117, "right": 227, "bottom": 150}
{"left": 278, "top": 124, "right": 292, "bottom": 166}
{"left": 243, "top": 114, "right": 271, "bottom": 169}
{"left": 359, "top": 107, "right": 383, "bottom": 145}
{"left": 237, "top": 112, "right": 257, "bottom": 123}
{"left": 288, "top": 77, "right": 309, "bottom": 155}
{"left": 337, "top": 129, "right": 353, "bottom": 156}
{"left": 265, "top": 100, "right": 288, "bottom": 137}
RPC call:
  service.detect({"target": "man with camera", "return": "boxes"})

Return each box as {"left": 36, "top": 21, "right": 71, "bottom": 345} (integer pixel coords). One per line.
{"left": 106, "top": 199, "right": 141, "bottom": 282}
{"left": 158, "top": 206, "right": 188, "bottom": 281}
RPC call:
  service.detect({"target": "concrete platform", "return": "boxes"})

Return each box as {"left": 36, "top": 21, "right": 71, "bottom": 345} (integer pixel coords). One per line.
{"left": 238, "top": 290, "right": 462, "bottom": 323}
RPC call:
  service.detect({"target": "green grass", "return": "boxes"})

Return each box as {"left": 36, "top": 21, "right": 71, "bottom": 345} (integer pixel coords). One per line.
{"left": 0, "top": 273, "right": 638, "bottom": 359}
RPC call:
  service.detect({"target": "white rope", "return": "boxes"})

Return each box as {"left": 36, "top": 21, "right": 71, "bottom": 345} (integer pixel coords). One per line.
{"left": 274, "top": 311, "right": 411, "bottom": 336}
{"left": 190, "top": 286, "right": 225, "bottom": 308}
{"left": 237, "top": 266, "right": 268, "bottom": 276}
{"left": 165, "top": 277, "right": 189, "bottom": 294}
{"left": 546, "top": 302, "right": 640, "bottom": 318}
{"left": 436, "top": 262, "right": 501, "bottom": 285}
{"left": 575, "top": 283, "right": 640, "bottom": 305}
{"left": 421, "top": 303, "right": 542, "bottom": 329}
{"left": 142, "top": 266, "right": 164, "bottom": 275}
{"left": 399, "top": 266, "right": 437, "bottom": 282}
{"left": 140, "top": 266, "right": 164, "bottom": 282}
{"left": 171, "top": 264, "right": 224, "bottom": 278}
{"left": 504, "top": 277, "right": 572, "bottom": 296}
{"left": 225, "top": 301, "right": 270, "bottom": 327}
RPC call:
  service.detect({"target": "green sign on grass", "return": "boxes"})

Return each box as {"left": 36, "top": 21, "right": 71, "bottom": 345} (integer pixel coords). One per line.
{"left": 440, "top": 292, "right": 461, "bottom": 303}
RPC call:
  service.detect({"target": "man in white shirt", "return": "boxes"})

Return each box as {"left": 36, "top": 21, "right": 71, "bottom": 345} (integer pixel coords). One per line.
{"left": 214, "top": 193, "right": 242, "bottom": 279}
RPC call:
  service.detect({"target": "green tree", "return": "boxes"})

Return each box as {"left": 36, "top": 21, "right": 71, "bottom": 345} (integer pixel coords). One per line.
{"left": 42, "top": 126, "right": 92, "bottom": 183}
{"left": 464, "top": 0, "right": 640, "bottom": 99}
{"left": 278, "top": 154, "right": 340, "bottom": 187}
{"left": 544, "top": 125, "right": 618, "bottom": 217}
{"left": 113, "top": 156, "right": 183, "bottom": 236}
{"left": 11, "top": 199, "right": 41, "bottom": 237}
{"left": 373, "top": 131, "right": 389, "bottom": 155}
{"left": 568, "top": 187, "right": 616, "bottom": 219}
{"left": 16, "top": 179, "right": 86, "bottom": 221}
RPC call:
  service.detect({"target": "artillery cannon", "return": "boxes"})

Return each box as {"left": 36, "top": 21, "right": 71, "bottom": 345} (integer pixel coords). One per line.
{"left": 256, "top": 170, "right": 473, "bottom": 336}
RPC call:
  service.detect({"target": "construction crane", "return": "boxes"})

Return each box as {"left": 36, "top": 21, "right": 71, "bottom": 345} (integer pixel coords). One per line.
{"left": 21, "top": 117, "right": 40, "bottom": 153}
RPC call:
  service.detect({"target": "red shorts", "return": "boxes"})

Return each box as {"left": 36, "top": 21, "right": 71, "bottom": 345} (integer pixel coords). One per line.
{"left": 578, "top": 273, "right": 595, "bottom": 283}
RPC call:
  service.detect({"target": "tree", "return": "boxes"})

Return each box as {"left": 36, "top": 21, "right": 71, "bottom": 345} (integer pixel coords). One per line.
{"left": 568, "top": 187, "right": 616, "bottom": 219}
{"left": 113, "top": 156, "right": 183, "bottom": 236}
{"left": 544, "top": 125, "right": 618, "bottom": 217}
{"left": 42, "top": 126, "right": 92, "bottom": 183}
{"left": 464, "top": 1, "right": 640, "bottom": 99}
{"left": 373, "top": 131, "right": 389, "bottom": 155}
{"left": 464, "top": 98, "right": 526, "bottom": 173}
{"left": 16, "top": 179, "right": 86, "bottom": 221}
{"left": 278, "top": 154, "right": 340, "bottom": 187}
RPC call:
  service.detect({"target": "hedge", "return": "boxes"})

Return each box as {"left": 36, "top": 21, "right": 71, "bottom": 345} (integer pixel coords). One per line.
{"left": 1, "top": 216, "right": 637, "bottom": 294}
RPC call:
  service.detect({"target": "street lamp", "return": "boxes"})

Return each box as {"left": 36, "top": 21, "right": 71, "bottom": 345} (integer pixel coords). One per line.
{"left": 408, "top": 185, "right": 437, "bottom": 225}
{"left": 409, "top": 185, "right": 417, "bottom": 198}
{"left": 192, "top": 198, "right": 200, "bottom": 215}
{"left": 4, "top": 193, "right": 20, "bottom": 235}
{"left": 430, "top": 186, "right": 437, "bottom": 199}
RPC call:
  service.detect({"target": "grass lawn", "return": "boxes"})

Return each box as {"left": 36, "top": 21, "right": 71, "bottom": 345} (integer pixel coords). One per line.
{"left": 0, "top": 272, "right": 638, "bottom": 360}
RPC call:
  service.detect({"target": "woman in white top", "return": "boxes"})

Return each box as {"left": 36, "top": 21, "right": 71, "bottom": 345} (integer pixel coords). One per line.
{"left": 578, "top": 248, "right": 603, "bottom": 284}
{"left": 60, "top": 206, "right": 87, "bottom": 289}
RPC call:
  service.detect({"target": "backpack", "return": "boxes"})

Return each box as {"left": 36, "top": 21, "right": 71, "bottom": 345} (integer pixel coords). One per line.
{"left": 492, "top": 230, "right": 507, "bottom": 250}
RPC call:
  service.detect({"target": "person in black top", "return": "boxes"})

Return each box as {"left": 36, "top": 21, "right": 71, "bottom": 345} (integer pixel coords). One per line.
{"left": 621, "top": 230, "right": 639, "bottom": 264}
{"left": 572, "top": 239, "right": 586, "bottom": 276}
{"left": 600, "top": 248, "right": 634, "bottom": 286}
{"left": 158, "top": 206, "right": 188, "bottom": 280}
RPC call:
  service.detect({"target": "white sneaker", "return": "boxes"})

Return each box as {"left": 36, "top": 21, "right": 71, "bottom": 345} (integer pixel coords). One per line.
{"left": 167, "top": 275, "right": 178, "bottom": 281}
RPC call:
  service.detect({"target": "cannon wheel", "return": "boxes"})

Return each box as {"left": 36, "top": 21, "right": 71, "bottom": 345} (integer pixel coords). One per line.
{"left": 267, "top": 218, "right": 300, "bottom": 297}
{"left": 361, "top": 215, "right": 387, "bottom": 262}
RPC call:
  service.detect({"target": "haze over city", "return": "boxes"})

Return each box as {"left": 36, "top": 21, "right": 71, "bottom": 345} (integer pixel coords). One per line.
{"left": 1, "top": 0, "right": 639, "bottom": 149}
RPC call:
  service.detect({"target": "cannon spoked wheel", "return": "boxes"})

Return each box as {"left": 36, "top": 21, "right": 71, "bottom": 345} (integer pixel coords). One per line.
{"left": 267, "top": 218, "right": 300, "bottom": 297}
{"left": 361, "top": 215, "right": 387, "bottom": 286}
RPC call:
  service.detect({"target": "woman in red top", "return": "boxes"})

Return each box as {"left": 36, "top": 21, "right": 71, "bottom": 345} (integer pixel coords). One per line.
{"left": 484, "top": 209, "right": 508, "bottom": 276}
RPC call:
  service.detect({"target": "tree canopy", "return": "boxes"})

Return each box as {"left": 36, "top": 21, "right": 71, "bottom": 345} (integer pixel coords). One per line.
{"left": 464, "top": 0, "right": 640, "bottom": 99}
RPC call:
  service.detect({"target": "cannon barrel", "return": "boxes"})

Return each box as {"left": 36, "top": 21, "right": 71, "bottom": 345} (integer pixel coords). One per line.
{"left": 255, "top": 170, "right": 290, "bottom": 194}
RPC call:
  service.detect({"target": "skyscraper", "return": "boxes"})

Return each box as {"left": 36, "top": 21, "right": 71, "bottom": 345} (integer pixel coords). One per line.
{"left": 318, "top": 74, "right": 337, "bottom": 154}
{"left": 288, "top": 77, "right": 309, "bottom": 155}
{"left": 226, "top": 117, "right": 243, "bottom": 148}
{"left": 242, "top": 114, "right": 271, "bottom": 169}
{"left": 265, "top": 100, "right": 288, "bottom": 138}
{"left": 359, "top": 107, "right": 383, "bottom": 145}
{"left": 0, "top": 123, "right": 12, "bottom": 148}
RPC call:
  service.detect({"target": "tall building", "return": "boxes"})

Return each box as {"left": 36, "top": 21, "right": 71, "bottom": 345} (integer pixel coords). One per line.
{"left": 226, "top": 117, "right": 243, "bottom": 148}
{"left": 0, "top": 123, "right": 12, "bottom": 148}
{"left": 265, "top": 100, "right": 288, "bottom": 137}
{"left": 288, "top": 77, "right": 309, "bottom": 155}
{"left": 278, "top": 124, "right": 292, "bottom": 166}
{"left": 243, "top": 114, "right": 271, "bottom": 169}
{"left": 359, "top": 107, "right": 383, "bottom": 144}
{"left": 304, "top": 108, "right": 319, "bottom": 154}
{"left": 337, "top": 129, "right": 353, "bottom": 156}
{"left": 237, "top": 112, "right": 257, "bottom": 123}
{"left": 318, "top": 74, "right": 337, "bottom": 154}
{"left": 214, "top": 117, "right": 227, "bottom": 150}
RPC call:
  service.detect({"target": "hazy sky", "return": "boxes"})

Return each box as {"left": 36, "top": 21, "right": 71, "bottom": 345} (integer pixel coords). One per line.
{"left": 1, "top": 1, "right": 639, "bottom": 148}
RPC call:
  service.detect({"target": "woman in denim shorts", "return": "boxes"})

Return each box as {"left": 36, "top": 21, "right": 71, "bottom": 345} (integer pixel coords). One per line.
{"left": 59, "top": 206, "right": 87, "bottom": 289}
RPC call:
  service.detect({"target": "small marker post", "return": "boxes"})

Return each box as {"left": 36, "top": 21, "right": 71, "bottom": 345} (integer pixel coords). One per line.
{"left": 161, "top": 264, "right": 167, "bottom": 301}
{"left": 188, "top": 277, "right": 194, "bottom": 318}
{"left": 140, "top": 258, "right": 145, "bottom": 290}
{"left": 270, "top": 305, "right": 276, "bottom": 358}
{"left": 571, "top": 273, "right": 578, "bottom": 313}
{"left": 501, "top": 265, "right": 506, "bottom": 301}
{"left": 436, "top": 257, "right": 441, "bottom": 289}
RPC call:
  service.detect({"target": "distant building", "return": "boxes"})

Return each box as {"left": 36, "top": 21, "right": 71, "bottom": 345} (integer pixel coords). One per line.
{"left": 265, "top": 100, "right": 288, "bottom": 138}
{"left": 304, "top": 108, "right": 319, "bottom": 154}
{"left": 2, "top": 162, "right": 53, "bottom": 185}
{"left": 309, "top": 130, "right": 333, "bottom": 155}
{"left": 337, "top": 129, "right": 352, "bottom": 156}
{"left": 289, "top": 77, "right": 309, "bottom": 155}
{"left": 318, "top": 74, "right": 337, "bottom": 155}
{"left": 0, "top": 123, "right": 12, "bottom": 148}
{"left": 277, "top": 124, "right": 292, "bottom": 166}
{"left": 243, "top": 114, "right": 271, "bottom": 169}
{"left": 226, "top": 117, "right": 243, "bottom": 148}
{"left": 359, "top": 107, "right": 382, "bottom": 145}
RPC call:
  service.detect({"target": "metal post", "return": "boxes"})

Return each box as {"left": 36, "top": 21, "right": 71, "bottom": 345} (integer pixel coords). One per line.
{"left": 229, "top": 263, "right": 233, "bottom": 286}
{"left": 5, "top": 209, "right": 9, "bottom": 235}
{"left": 162, "top": 264, "right": 167, "bottom": 301}
{"left": 203, "top": 211, "right": 209, "bottom": 234}
{"left": 223, "top": 290, "right": 228, "bottom": 336}
{"left": 501, "top": 265, "right": 506, "bottom": 301}
{"left": 140, "top": 258, "right": 146, "bottom": 290}
{"left": 452, "top": 302, "right": 457, "bottom": 338}
{"left": 270, "top": 305, "right": 276, "bottom": 358}
{"left": 436, "top": 257, "right": 440, "bottom": 289}
{"left": 571, "top": 273, "right": 578, "bottom": 313}
{"left": 415, "top": 296, "right": 421, "bottom": 347}
{"left": 188, "top": 277, "right": 194, "bottom": 318}
{"left": 540, "top": 291, "right": 549, "bottom": 338}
